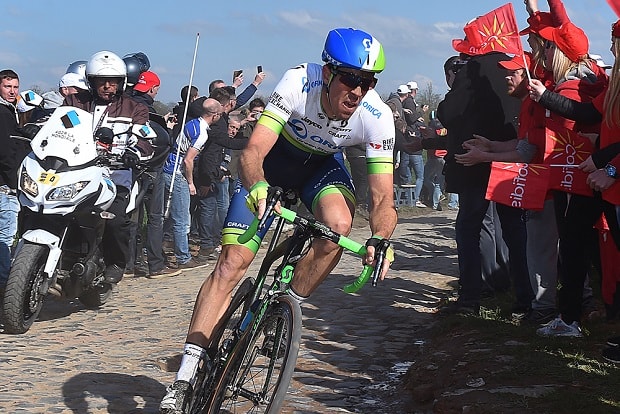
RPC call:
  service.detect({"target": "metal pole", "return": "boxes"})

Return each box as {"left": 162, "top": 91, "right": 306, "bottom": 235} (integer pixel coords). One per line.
{"left": 165, "top": 32, "right": 200, "bottom": 218}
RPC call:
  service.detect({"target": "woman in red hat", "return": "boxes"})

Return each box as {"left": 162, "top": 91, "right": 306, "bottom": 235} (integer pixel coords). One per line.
{"left": 530, "top": 16, "right": 620, "bottom": 361}
{"left": 527, "top": 3, "right": 612, "bottom": 338}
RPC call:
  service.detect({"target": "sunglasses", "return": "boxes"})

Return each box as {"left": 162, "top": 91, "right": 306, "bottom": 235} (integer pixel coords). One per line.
{"left": 544, "top": 41, "right": 555, "bottom": 50}
{"left": 332, "top": 69, "right": 377, "bottom": 91}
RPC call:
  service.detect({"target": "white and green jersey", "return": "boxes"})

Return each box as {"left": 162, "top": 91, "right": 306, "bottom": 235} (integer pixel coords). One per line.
{"left": 258, "top": 62, "right": 394, "bottom": 175}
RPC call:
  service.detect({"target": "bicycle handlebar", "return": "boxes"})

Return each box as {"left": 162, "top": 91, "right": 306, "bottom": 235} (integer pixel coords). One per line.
{"left": 237, "top": 197, "right": 378, "bottom": 294}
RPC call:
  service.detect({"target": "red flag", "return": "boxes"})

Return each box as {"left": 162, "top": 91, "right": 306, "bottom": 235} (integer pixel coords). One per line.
{"left": 607, "top": 0, "right": 620, "bottom": 18}
{"left": 452, "top": 3, "right": 523, "bottom": 56}
{"left": 486, "top": 162, "right": 550, "bottom": 210}
{"left": 543, "top": 125, "right": 594, "bottom": 196}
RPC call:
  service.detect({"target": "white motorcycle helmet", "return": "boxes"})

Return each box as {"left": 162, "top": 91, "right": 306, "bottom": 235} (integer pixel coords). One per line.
{"left": 85, "top": 51, "right": 127, "bottom": 92}
{"left": 66, "top": 60, "right": 87, "bottom": 77}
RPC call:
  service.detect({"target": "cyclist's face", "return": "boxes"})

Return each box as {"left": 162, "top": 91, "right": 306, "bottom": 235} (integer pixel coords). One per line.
{"left": 322, "top": 65, "right": 375, "bottom": 119}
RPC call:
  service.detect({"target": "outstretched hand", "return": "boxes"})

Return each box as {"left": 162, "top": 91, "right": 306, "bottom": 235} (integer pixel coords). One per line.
{"left": 464, "top": 134, "right": 492, "bottom": 151}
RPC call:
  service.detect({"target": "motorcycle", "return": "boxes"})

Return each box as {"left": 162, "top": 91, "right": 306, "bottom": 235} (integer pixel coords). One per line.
{"left": 2, "top": 106, "right": 119, "bottom": 334}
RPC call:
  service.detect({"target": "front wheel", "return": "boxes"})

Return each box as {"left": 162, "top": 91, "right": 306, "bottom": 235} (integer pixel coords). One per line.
{"left": 2, "top": 243, "right": 49, "bottom": 334}
{"left": 206, "top": 294, "right": 302, "bottom": 413}
{"left": 188, "top": 277, "right": 255, "bottom": 414}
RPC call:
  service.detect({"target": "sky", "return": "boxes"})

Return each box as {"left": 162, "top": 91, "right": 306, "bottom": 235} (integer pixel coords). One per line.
{"left": 2, "top": 0, "right": 618, "bottom": 106}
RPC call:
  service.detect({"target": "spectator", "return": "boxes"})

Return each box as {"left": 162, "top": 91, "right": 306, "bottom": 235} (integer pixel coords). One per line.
{"left": 437, "top": 24, "right": 532, "bottom": 316}
{"left": 207, "top": 67, "right": 266, "bottom": 109}
{"left": 394, "top": 82, "right": 426, "bottom": 207}
{"left": 162, "top": 97, "right": 223, "bottom": 270}
{"left": 525, "top": 1, "right": 614, "bottom": 337}
{"left": 31, "top": 72, "right": 89, "bottom": 122}
{"left": 193, "top": 87, "right": 248, "bottom": 260}
{"left": 385, "top": 84, "right": 407, "bottom": 120}
{"left": 238, "top": 97, "right": 265, "bottom": 139}
{"left": 0, "top": 69, "right": 29, "bottom": 290}
{"left": 128, "top": 70, "right": 181, "bottom": 279}
{"left": 171, "top": 85, "right": 199, "bottom": 138}
{"left": 422, "top": 111, "right": 447, "bottom": 210}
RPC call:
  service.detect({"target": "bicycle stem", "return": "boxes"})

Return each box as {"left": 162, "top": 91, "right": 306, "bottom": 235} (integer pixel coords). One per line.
{"left": 237, "top": 206, "right": 375, "bottom": 294}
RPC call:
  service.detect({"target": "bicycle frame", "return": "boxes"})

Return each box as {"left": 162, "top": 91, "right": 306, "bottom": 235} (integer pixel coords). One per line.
{"left": 200, "top": 186, "right": 385, "bottom": 412}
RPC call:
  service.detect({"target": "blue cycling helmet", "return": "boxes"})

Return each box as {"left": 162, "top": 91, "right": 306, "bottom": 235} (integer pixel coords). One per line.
{"left": 322, "top": 28, "right": 385, "bottom": 73}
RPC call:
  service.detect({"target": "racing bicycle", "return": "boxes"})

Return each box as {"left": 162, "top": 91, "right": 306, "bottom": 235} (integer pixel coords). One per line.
{"left": 187, "top": 186, "right": 390, "bottom": 413}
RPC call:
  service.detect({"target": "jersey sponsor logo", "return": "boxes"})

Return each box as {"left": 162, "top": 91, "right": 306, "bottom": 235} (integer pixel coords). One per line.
{"left": 382, "top": 138, "right": 394, "bottom": 151}
{"left": 302, "top": 76, "right": 323, "bottom": 93}
{"left": 368, "top": 142, "right": 382, "bottom": 150}
{"left": 361, "top": 101, "right": 382, "bottom": 119}
{"left": 269, "top": 92, "right": 292, "bottom": 116}
{"left": 328, "top": 130, "right": 351, "bottom": 139}
{"left": 301, "top": 116, "right": 323, "bottom": 130}
{"left": 289, "top": 118, "right": 344, "bottom": 150}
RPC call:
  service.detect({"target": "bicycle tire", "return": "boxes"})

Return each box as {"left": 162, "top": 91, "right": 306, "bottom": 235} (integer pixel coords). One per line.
{"left": 206, "top": 294, "right": 302, "bottom": 413}
{"left": 188, "top": 277, "right": 255, "bottom": 414}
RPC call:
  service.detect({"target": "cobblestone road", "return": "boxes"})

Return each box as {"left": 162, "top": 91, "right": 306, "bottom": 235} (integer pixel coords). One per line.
{"left": 0, "top": 209, "right": 458, "bottom": 413}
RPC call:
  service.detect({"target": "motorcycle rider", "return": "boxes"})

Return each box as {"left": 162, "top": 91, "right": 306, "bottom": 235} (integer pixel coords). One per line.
{"left": 63, "top": 50, "right": 155, "bottom": 284}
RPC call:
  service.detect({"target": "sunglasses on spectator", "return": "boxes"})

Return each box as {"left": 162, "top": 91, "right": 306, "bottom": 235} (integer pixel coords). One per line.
{"left": 332, "top": 68, "right": 377, "bottom": 91}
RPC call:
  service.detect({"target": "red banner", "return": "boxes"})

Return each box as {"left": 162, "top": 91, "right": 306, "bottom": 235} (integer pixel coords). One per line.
{"left": 544, "top": 125, "right": 594, "bottom": 196}
{"left": 486, "top": 162, "right": 550, "bottom": 210}
{"left": 547, "top": 166, "right": 593, "bottom": 196}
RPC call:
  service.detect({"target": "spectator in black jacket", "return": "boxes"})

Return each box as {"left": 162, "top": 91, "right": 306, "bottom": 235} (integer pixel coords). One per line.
{"left": 193, "top": 86, "right": 248, "bottom": 259}
{"left": 0, "top": 69, "right": 29, "bottom": 288}
{"left": 171, "top": 84, "right": 199, "bottom": 139}
{"left": 127, "top": 71, "right": 180, "bottom": 279}
{"left": 437, "top": 50, "right": 532, "bottom": 315}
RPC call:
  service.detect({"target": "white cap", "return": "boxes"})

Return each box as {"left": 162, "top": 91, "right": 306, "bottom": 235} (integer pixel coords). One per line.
{"left": 406, "top": 81, "right": 418, "bottom": 90}
{"left": 59, "top": 72, "right": 88, "bottom": 90}
{"left": 397, "top": 84, "right": 410, "bottom": 94}
{"left": 589, "top": 54, "right": 612, "bottom": 70}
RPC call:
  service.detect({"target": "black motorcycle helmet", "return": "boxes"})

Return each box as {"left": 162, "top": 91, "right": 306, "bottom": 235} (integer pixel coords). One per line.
{"left": 122, "top": 52, "right": 150, "bottom": 86}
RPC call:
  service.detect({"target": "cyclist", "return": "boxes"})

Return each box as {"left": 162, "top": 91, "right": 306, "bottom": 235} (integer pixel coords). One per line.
{"left": 160, "top": 27, "right": 397, "bottom": 413}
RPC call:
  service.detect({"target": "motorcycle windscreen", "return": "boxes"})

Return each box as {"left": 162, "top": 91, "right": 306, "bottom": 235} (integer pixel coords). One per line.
{"left": 30, "top": 106, "right": 97, "bottom": 167}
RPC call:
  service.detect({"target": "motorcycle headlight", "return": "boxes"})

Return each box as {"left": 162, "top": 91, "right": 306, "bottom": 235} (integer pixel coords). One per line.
{"left": 20, "top": 170, "right": 38, "bottom": 197}
{"left": 46, "top": 181, "right": 90, "bottom": 201}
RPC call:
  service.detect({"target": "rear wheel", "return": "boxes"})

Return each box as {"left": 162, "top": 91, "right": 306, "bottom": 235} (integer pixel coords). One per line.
{"left": 2, "top": 243, "right": 49, "bottom": 334}
{"left": 206, "top": 294, "right": 302, "bottom": 413}
{"left": 188, "top": 277, "right": 255, "bottom": 414}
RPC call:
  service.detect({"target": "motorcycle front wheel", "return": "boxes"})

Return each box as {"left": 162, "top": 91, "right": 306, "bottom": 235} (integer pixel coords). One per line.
{"left": 3, "top": 243, "right": 49, "bottom": 334}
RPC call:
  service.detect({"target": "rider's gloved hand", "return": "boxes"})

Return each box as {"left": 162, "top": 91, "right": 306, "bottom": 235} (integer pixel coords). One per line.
{"left": 364, "top": 235, "right": 395, "bottom": 264}
{"left": 245, "top": 181, "right": 269, "bottom": 213}
{"left": 121, "top": 146, "right": 141, "bottom": 169}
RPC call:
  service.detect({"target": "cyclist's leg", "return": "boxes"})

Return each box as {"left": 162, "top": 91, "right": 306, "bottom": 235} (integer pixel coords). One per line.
{"left": 163, "top": 182, "right": 269, "bottom": 407}
{"left": 186, "top": 180, "right": 270, "bottom": 348}
{"left": 290, "top": 155, "right": 355, "bottom": 297}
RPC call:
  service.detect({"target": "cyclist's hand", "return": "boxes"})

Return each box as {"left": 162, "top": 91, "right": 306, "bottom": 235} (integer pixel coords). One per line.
{"left": 364, "top": 236, "right": 395, "bottom": 281}
{"left": 246, "top": 181, "right": 269, "bottom": 217}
